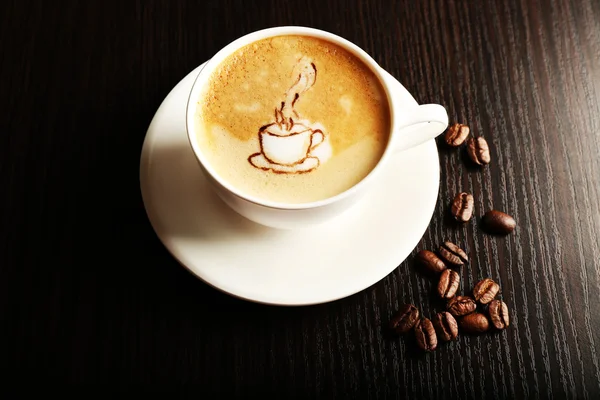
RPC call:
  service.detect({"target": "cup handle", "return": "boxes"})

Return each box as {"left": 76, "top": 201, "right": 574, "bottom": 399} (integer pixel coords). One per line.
{"left": 310, "top": 130, "right": 325, "bottom": 150}
{"left": 381, "top": 70, "right": 448, "bottom": 152}
{"left": 391, "top": 103, "right": 448, "bottom": 152}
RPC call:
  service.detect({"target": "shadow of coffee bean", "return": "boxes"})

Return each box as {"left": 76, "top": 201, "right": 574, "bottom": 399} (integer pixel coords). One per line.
{"left": 461, "top": 145, "right": 485, "bottom": 172}
{"left": 427, "top": 287, "right": 448, "bottom": 310}
{"left": 443, "top": 209, "right": 467, "bottom": 229}
{"left": 476, "top": 302, "right": 489, "bottom": 313}
{"left": 436, "top": 137, "right": 457, "bottom": 156}
{"left": 380, "top": 321, "right": 399, "bottom": 341}
{"left": 404, "top": 331, "right": 429, "bottom": 359}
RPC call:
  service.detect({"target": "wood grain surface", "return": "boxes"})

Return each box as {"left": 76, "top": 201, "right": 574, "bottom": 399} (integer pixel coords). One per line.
{"left": 1, "top": 0, "right": 600, "bottom": 397}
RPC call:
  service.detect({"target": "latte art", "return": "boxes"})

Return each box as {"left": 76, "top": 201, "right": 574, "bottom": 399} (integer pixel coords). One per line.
{"left": 248, "top": 57, "right": 330, "bottom": 174}
{"left": 195, "top": 35, "right": 390, "bottom": 203}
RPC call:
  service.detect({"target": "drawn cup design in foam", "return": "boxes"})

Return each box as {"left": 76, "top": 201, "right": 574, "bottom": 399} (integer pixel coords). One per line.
{"left": 248, "top": 57, "right": 329, "bottom": 174}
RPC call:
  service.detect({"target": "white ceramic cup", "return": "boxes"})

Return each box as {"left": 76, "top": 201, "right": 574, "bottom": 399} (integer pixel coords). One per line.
{"left": 186, "top": 26, "right": 448, "bottom": 229}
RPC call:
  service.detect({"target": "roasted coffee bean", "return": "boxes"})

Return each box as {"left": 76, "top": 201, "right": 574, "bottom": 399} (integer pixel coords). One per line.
{"left": 444, "top": 123, "right": 470, "bottom": 147}
{"left": 437, "top": 269, "right": 460, "bottom": 299}
{"left": 466, "top": 137, "right": 491, "bottom": 165}
{"left": 416, "top": 250, "right": 447, "bottom": 274}
{"left": 414, "top": 318, "right": 438, "bottom": 351}
{"left": 439, "top": 241, "right": 469, "bottom": 266}
{"left": 482, "top": 210, "right": 516, "bottom": 234}
{"left": 459, "top": 313, "right": 490, "bottom": 334}
{"left": 488, "top": 299, "right": 510, "bottom": 330}
{"left": 473, "top": 278, "right": 500, "bottom": 304}
{"left": 433, "top": 312, "right": 459, "bottom": 341}
{"left": 389, "top": 304, "right": 420, "bottom": 334}
{"left": 447, "top": 296, "right": 477, "bottom": 317}
{"left": 450, "top": 192, "right": 474, "bottom": 222}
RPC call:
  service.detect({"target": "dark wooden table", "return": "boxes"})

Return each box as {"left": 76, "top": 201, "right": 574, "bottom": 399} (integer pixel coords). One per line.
{"left": 2, "top": 0, "right": 600, "bottom": 397}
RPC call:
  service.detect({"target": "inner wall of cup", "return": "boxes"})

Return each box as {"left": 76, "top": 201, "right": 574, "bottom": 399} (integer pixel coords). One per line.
{"left": 186, "top": 27, "right": 398, "bottom": 209}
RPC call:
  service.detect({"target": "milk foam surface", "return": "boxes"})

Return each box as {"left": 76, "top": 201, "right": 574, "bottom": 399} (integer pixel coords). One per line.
{"left": 195, "top": 35, "right": 390, "bottom": 204}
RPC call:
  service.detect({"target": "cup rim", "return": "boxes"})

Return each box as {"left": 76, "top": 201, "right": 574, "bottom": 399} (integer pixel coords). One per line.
{"left": 185, "top": 26, "right": 399, "bottom": 211}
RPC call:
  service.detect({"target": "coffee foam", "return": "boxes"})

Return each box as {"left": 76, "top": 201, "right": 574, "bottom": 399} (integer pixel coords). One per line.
{"left": 196, "top": 35, "right": 390, "bottom": 203}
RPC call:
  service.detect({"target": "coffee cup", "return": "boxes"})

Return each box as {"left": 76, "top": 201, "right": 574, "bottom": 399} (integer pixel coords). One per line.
{"left": 186, "top": 26, "right": 448, "bottom": 229}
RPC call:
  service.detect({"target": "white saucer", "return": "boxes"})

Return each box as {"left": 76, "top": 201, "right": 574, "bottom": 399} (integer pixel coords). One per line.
{"left": 140, "top": 63, "right": 440, "bottom": 306}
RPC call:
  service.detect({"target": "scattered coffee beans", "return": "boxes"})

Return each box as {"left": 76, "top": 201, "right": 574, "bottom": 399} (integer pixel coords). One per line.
{"left": 466, "top": 136, "right": 491, "bottom": 165}
{"left": 473, "top": 278, "right": 500, "bottom": 304}
{"left": 437, "top": 269, "right": 460, "bottom": 299}
{"left": 488, "top": 299, "right": 510, "bottom": 330}
{"left": 444, "top": 123, "right": 470, "bottom": 147}
{"left": 389, "top": 304, "right": 420, "bottom": 334}
{"left": 459, "top": 313, "right": 490, "bottom": 334}
{"left": 433, "top": 312, "right": 458, "bottom": 341}
{"left": 482, "top": 210, "right": 516, "bottom": 234}
{"left": 389, "top": 125, "right": 517, "bottom": 353}
{"left": 447, "top": 296, "right": 477, "bottom": 317}
{"left": 415, "top": 318, "right": 438, "bottom": 351}
{"left": 439, "top": 241, "right": 468, "bottom": 266}
{"left": 450, "top": 192, "right": 474, "bottom": 222}
{"left": 416, "top": 250, "right": 447, "bottom": 274}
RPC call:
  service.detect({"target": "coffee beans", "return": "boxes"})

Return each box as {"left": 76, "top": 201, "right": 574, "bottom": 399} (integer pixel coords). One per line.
{"left": 447, "top": 296, "right": 477, "bottom": 317}
{"left": 416, "top": 250, "right": 446, "bottom": 274}
{"left": 387, "top": 119, "right": 515, "bottom": 353}
{"left": 466, "top": 137, "right": 491, "bottom": 165}
{"left": 389, "top": 304, "right": 420, "bottom": 334}
{"left": 415, "top": 318, "right": 438, "bottom": 351}
{"left": 444, "top": 122, "right": 517, "bottom": 236}
{"left": 389, "top": 274, "right": 511, "bottom": 351}
{"left": 444, "top": 123, "right": 470, "bottom": 147}
{"left": 482, "top": 210, "right": 516, "bottom": 234}
{"left": 439, "top": 241, "right": 468, "bottom": 266}
{"left": 437, "top": 269, "right": 460, "bottom": 299}
{"left": 433, "top": 312, "right": 458, "bottom": 341}
{"left": 488, "top": 299, "right": 510, "bottom": 329}
{"left": 444, "top": 123, "right": 490, "bottom": 166}
{"left": 459, "top": 313, "right": 490, "bottom": 334}
{"left": 450, "top": 195, "right": 518, "bottom": 236}
{"left": 450, "top": 192, "right": 474, "bottom": 222}
{"left": 473, "top": 278, "right": 500, "bottom": 304}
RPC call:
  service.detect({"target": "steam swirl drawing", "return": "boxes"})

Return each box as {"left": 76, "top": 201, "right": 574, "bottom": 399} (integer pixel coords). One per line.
{"left": 248, "top": 57, "right": 331, "bottom": 174}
